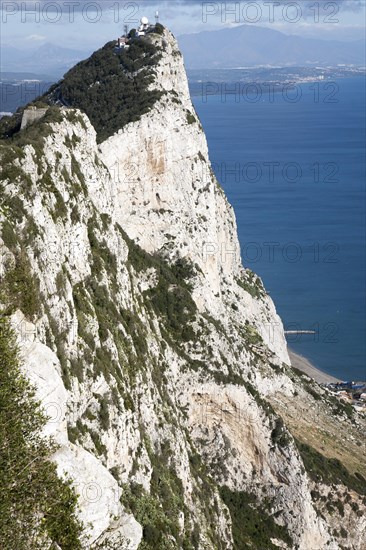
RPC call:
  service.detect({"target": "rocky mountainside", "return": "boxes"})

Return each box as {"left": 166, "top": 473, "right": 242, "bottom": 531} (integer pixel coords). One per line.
{"left": 0, "top": 28, "right": 365, "bottom": 550}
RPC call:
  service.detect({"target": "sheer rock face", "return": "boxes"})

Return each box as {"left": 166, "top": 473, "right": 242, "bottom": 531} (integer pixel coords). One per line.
{"left": 3, "top": 28, "right": 361, "bottom": 549}
{"left": 99, "top": 30, "right": 289, "bottom": 365}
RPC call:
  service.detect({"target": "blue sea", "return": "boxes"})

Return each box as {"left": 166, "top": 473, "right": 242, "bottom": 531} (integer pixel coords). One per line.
{"left": 192, "top": 78, "right": 366, "bottom": 381}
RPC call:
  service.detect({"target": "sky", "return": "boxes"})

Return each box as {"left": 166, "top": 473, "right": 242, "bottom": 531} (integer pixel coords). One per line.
{"left": 1, "top": 0, "right": 365, "bottom": 53}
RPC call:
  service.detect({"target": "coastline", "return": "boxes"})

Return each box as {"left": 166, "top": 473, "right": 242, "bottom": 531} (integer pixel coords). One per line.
{"left": 288, "top": 349, "right": 342, "bottom": 384}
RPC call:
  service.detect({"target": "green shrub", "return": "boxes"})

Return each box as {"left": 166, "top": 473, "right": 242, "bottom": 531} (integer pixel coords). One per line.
{"left": 241, "top": 321, "right": 263, "bottom": 347}
{"left": 340, "top": 526, "right": 347, "bottom": 538}
{"left": 0, "top": 317, "right": 83, "bottom": 549}
{"left": 69, "top": 356, "right": 84, "bottom": 382}
{"left": 72, "top": 283, "right": 94, "bottom": 317}
{"left": 154, "top": 23, "right": 165, "bottom": 35}
{"left": 121, "top": 446, "right": 186, "bottom": 549}
{"left": 146, "top": 279, "right": 196, "bottom": 343}
{"left": 0, "top": 112, "right": 23, "bottom": 140}
{"left": 56, "top": 269, "right": 66, "bottom": 295}
{"left": 1, "top": 220, "right": 18, "bottom": 248}
{"left": 70, "top": 154, "right": 87, "bottom": 194}
{"left": 0, "top": 251, "right": 41, "bottom": 319}
{"left": 98, "top": 395, "right": 110, "bottom": 430}
{"left": 0, "top": 147, "right": 28, "bottom": 187}
{"left": 236, "top": 271, "right": 265, "bottom": 300}
{"left": 271, "top": 417, "right": 290, "bottom": 448}
{"left": 170, "top": 257, "right": 196, "bottom": 284}
{"left": 186, "top": 112, "right": 196, "bottom": 125}
{"left": 295, "top": 439, "right": 366, "bottom": 495}
{"left": 220, "top": 486, "right": 293, "bottom": 550}
{"left": 90, "top": 430, "right": 107, "bottom": 457}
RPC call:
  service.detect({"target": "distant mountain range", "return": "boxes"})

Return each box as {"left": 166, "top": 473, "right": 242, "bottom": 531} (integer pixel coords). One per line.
{"left": 1, "top": 25, "right": 365, "bottom": 80}
{"left": 1, "top": 43, "right": 92, "bottom": 78}
{"left": 178, "top": 25, "right": 366, "bottom": 69}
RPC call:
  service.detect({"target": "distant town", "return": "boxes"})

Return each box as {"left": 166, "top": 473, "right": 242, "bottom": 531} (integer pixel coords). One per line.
{"left": 187, "top": 65, "right": 366, "bottom": 96}
{"left": 322, "top": 381, "right": 366, "bottom": 414}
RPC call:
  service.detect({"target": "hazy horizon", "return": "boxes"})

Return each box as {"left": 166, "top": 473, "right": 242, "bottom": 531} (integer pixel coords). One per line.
{"left": 1, "top": 0, "right": 365, "bottom": 53}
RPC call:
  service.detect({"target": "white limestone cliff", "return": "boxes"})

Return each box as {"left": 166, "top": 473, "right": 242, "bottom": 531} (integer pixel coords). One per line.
{"left": 1, "top": 27, "right": 364, "bottom": 550}
{"left": 99, "top": 30, "right": 289, "bottom": 365}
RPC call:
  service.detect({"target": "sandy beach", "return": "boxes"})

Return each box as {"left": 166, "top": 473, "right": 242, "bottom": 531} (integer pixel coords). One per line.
{"left": 288, "top": 349, "right": 342, "bottom": 384}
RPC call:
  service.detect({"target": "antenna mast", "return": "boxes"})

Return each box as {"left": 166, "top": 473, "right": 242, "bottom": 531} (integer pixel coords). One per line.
{"left": 155, "top": 10, "right": 159, "bottom": 25}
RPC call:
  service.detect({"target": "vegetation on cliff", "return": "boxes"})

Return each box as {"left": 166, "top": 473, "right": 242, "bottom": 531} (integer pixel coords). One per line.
{"left": 44, "top": 38, "right": 164, "bottom": 142}
{"left": 296, "top": 439, "right": 366, "bottom": 495}
{"left": 0, "top": 317, "right": 82, "bottom": 550}
{"left": 220, "top": 486, "right": 293, "bottom": 550}
{"left": 0, "top": 34, "right": 164, "bottom": 144}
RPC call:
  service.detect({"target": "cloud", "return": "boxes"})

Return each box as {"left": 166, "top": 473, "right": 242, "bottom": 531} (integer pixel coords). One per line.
{"left": 26, "top": 34, "right": 46, "bottom": 41}
{"left": 157, "top": 0, "right": 366, "bottom": 12}
{"left": 266, "top": 1, "right": 365, "bottom": 14}
{"left": 1, "top": 0, "right": 364, "bottom": 40}
{"left": 1, "top": 1, "right": 365, "bottom": 19}
{"left": 2, "top": 0, "right": 365, "bottom": 12}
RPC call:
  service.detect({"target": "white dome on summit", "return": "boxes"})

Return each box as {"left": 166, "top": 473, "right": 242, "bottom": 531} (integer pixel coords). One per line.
{"left": 141, "top": 16, "right": 149, "bottom": 25}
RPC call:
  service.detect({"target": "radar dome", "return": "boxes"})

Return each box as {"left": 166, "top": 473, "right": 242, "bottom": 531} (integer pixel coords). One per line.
{"left": 141, "top": 16, "right": 149, "bottom": 25}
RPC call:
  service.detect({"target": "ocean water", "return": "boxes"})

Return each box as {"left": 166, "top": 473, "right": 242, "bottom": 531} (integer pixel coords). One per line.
{"left": 192, "top": 78, "right": 366, "bottom": 381}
